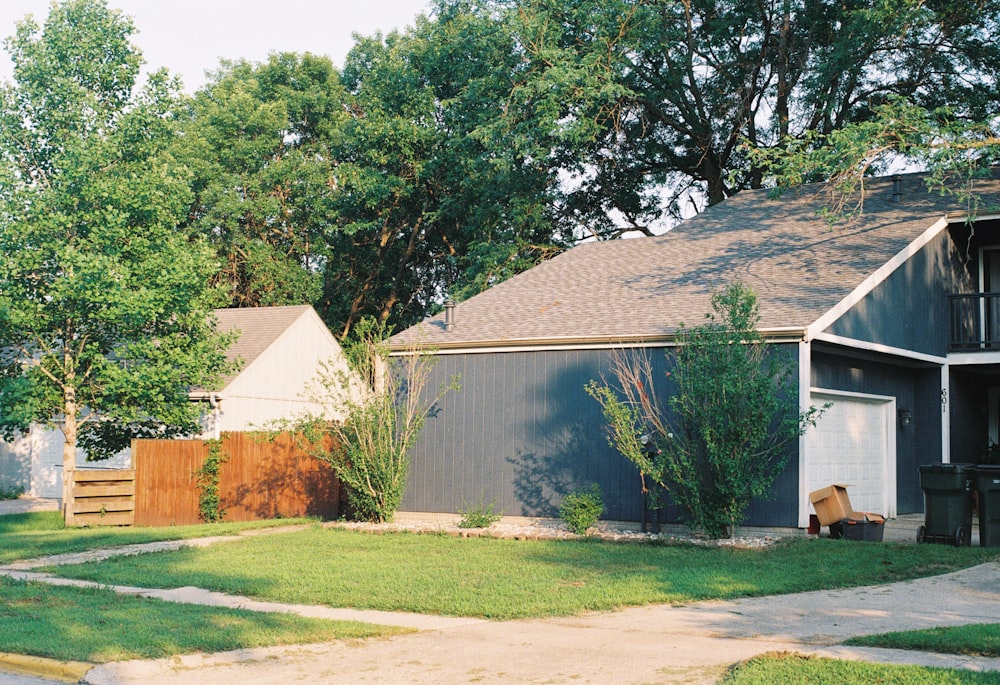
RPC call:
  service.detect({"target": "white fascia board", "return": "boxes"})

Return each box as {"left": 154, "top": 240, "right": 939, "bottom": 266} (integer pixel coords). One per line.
{"left": 812, "top": 332, "right": 947, "bottom": 365}
{"left": 806, "top": 216, "right": 950, "bottom": 340}
{"left": 947, "top": 351, "right": 1000, "bottom": 365}
{"left": 389, "top": 329, "right": 806, "bottom": 357}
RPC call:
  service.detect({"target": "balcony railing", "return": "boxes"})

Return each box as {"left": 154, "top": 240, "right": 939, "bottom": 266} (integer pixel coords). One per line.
{"left": 950, "top": 292, "right": 1000, "bottom": 350}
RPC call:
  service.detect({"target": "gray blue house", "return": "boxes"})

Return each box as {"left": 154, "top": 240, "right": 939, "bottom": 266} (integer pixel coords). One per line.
{"left": 389, "top": 172, "right": 1000, "bottom": 529}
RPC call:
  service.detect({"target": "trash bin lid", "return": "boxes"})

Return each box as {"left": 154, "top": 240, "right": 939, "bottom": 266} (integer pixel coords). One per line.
{"left": 920, "top": 462, "right": 975, "bottom": 473}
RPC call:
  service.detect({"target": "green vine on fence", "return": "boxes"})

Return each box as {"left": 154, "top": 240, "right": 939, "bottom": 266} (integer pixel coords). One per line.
{"left": 195, "top": 439, "right": 229, "bottom": 523}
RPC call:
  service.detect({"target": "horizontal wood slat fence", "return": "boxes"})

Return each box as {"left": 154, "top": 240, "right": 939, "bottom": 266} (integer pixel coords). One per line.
{"left": 132, "top": 432, "right": 339, "bottom": 527}
{"left": 68, "top": 468, "right": 135, "bottom": 527}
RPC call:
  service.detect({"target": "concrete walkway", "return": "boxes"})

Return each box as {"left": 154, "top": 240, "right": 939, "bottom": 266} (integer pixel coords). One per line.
{"left": 2, "top": 499, "right": 1000, "bottom": 683}
{"left": 65, "top": 562, "right": 1000, "bottom": 684}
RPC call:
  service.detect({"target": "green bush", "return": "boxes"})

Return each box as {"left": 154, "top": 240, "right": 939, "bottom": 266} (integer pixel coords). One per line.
{"left": 560, "top": 484, "right": 604, "bottom": 535}
{"left": 294, "top": 318, "right": 459, "bottom": 523}
{"left": 587, "top": 283, "right": 824, "bottom": 539}
{"left": 0, "top": 483, "right": 24, "bottom": 501}
{"left": 458, "top": 496, "right": 502, "bottom": 529}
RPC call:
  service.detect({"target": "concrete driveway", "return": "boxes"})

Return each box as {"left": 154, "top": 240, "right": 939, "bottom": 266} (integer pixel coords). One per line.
{"left": 79, "top": 562, "right": 1000, "bottom": 685}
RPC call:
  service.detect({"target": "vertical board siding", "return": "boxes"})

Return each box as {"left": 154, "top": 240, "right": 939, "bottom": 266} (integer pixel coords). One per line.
{"left": 133, "top": 433, "right": 338, "bottom": 526}
{"left": 403, "top": 349, "right": 648, "bottom": 522}
{"left": 403, "top": 346, "right": 801, "bottom": 527}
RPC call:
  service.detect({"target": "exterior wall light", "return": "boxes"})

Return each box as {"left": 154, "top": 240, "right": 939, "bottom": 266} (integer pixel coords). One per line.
{"left": 898, "top": 408, "right": 912, "bottom": 427}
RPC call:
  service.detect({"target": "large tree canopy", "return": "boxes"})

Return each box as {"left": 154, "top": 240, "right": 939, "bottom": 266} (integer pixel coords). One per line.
{"left": 472, "top": 0, "right": 1000, "bottom": 236}
{"left": 179, "top": 53, "right": 349, "bottom": 310}
{"left": 181, "top": 9, "right": 565, "bottom": 336}
{"left": 0, "top": 0, "right": 232, "bottom": 519}
{"left": 324, "top": 8, "right": 565, "bottom": 333}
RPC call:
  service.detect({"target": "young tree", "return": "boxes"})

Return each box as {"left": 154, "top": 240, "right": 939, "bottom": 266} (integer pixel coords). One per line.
{"left": 588, "top": 283, "right": 823, "bottom": 538}
{"left": 0, "top": 0, "right": 232, "bottom": 521}
{"left": 296, "top": 318, "right": 459, "bottom": 522}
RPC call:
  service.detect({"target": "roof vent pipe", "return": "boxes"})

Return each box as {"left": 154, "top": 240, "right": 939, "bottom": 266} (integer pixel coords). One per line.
{"left": 444, "top": 299, "right": 456, "bottom": 332}
{"left": 891, "top": 176, "right": 903, "bottom": 202}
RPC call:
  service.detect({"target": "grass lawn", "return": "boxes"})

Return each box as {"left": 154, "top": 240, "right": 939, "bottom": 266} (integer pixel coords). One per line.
{"left": 846, "top": 624, "right": 1000, "bottom": 658}
{"left": 45, "top": 525, "right": 1000, "bottom": 620}
{"left": 722, "top": 652, "right": 1000, "bottom": 684}
{"left": 0, "top": 576, "right": 407, "bottom": 663}
{"left": 0, "top": 511, "right": 315, "bottom": 565}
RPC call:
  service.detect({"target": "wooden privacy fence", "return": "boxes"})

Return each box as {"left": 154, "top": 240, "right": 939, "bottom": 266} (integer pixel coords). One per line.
{"left": 67, "top": 469, "right": 135, "bottom": 527}
{"left": 132, "top": 432, "right": 339, "bottom": 527}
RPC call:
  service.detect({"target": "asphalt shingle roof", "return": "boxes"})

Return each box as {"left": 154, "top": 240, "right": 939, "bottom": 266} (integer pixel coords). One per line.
{"left": 391, "top": 172, "right": 1000, "bottom": 349}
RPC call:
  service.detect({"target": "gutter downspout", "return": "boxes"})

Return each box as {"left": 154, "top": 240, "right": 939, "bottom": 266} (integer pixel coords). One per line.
{"left": 209, "top": 393, "right": 222, "bottom": 440}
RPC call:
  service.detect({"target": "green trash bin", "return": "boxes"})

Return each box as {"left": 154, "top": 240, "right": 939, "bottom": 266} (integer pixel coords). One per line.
{"left": 918, "top": 463, "right": 975, "bottom": 546}
{"left": 973, "top": 465, "right": 1000, "bottom": 548}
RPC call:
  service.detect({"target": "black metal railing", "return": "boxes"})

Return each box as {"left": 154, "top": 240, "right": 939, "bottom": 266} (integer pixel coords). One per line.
{"left": 950, "top": 292, "right": 1000, "bottom": 350}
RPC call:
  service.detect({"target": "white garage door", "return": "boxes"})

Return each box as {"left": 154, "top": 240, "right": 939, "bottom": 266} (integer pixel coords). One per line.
{"left": 806, "top": 391, "right": 895, "bottom": 517}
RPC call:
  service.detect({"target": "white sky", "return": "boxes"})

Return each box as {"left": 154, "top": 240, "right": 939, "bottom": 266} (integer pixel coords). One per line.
{"left": 0, "top": 0, "right": 433, "bottom": 92}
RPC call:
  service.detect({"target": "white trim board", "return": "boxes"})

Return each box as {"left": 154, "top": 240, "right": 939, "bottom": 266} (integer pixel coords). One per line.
{"left": 812, "top": 332, "right": 947, "bottom": 365}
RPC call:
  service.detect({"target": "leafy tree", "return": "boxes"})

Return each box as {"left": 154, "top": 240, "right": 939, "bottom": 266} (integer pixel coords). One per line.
{"left": 179, "top": 12, "right": 564, "bottom": 338}
{"left": 587, "top": 283, "right": 823, "bottom": 538}
{"left": 179, "top": 53, "right": 349, "bottom": 310}
{"left": 467, "top": 0, "right": 1000, "bottom": 236}
{"left": 324, "top": 8, "right": 565, "bottom": 334}
{"left": 0, "top": 0, "right": 232, "bottom": 520}
{"left": 751, "top": 95, "right": 1000, "bottom": 217}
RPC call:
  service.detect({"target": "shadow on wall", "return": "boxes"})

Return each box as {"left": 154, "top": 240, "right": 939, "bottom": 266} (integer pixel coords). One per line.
{"left": 506, "top": 350, "right": 667, "bottom": 522}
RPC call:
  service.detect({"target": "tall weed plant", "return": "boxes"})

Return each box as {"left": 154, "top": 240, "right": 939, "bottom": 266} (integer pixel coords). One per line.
{"left": 296, "top": 318, "right": 459, "bottom": 523}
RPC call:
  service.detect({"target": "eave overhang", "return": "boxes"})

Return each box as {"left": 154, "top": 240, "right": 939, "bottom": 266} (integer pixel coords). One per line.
{"left": 389, "top": 327, "right": 807, "bottom": 356}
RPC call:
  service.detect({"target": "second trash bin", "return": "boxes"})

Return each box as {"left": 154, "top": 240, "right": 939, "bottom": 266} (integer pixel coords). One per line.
{"left": 918, "top": 463, "right": 974, "bottom": 546}
{"left": 974, "top": 465, "right": 1000, "bottom": 547}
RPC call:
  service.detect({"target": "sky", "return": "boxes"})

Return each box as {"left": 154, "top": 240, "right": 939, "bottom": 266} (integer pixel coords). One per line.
{"left": 0, "top": 0, "right": 433, "bottom": 93}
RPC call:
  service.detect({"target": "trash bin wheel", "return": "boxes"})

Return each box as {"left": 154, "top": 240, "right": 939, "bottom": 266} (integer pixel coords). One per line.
{"left": 916, "top": 525, "right": 926, "bottom": 544}
{"left": 954, "top": 526, "right": 967, "bottom": 547}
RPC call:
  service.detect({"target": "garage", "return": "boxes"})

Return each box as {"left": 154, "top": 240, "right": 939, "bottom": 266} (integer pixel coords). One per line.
{"left": 806, "top": 390, "right": 896, "bottom": 518}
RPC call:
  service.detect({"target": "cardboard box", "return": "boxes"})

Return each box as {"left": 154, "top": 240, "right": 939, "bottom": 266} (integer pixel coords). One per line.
{"left": 809, "top": 484, "right": 856, "bottom": 526}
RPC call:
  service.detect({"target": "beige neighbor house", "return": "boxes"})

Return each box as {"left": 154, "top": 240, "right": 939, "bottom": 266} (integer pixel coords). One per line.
{"left": 0, "top": 304, "right": 354, "bottom": 499}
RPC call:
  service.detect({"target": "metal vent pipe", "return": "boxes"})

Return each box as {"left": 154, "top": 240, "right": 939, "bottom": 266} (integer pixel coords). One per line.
{"left": 444, "top": 300, "right": 456, "bottom": 331}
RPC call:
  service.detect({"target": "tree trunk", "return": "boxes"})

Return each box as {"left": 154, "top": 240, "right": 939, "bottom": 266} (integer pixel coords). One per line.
{"left": 61, "top": 385, "right": 77, "bottom": 525}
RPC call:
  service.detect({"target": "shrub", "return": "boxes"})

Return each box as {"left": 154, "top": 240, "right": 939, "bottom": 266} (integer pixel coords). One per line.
{"left": 458, "top": 496, "right": 502, "bottom": 529}
{"left": 0, "top": 483, "right": 24, "bottom": 501}
{"left": 295, "top": 318, "right": 460, "bottom": 523}
{"left": 560, "top": 484, "right": 604, "bottom": 535}
{"left": 587, "top": 283, "right": 824, "bottom": 539}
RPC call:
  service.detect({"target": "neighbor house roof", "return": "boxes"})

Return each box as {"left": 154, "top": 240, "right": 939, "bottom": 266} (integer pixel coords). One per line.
{"left": 211, "top": 304, "right": 315, "bottom": 389}
{"left": 391, "top": 172, "right": 1000, "bottom": 350}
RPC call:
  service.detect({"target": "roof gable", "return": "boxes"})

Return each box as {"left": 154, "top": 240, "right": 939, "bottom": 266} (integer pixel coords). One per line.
{"left": 212, "top": 305, "right": 316, "bottom": 389}
{"left": 392, "top": 172, "right": 1000, "bottom": 349}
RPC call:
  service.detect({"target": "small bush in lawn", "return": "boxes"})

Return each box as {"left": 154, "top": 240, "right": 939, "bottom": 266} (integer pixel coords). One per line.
{"left": 560, "top": 484, "right": 604, "bottom": 535}
{"left": 458, "top": 497, "right": 502, "bottom": 529}
{"left": 0, "top": 484, "right": 24, "bottom": 501}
